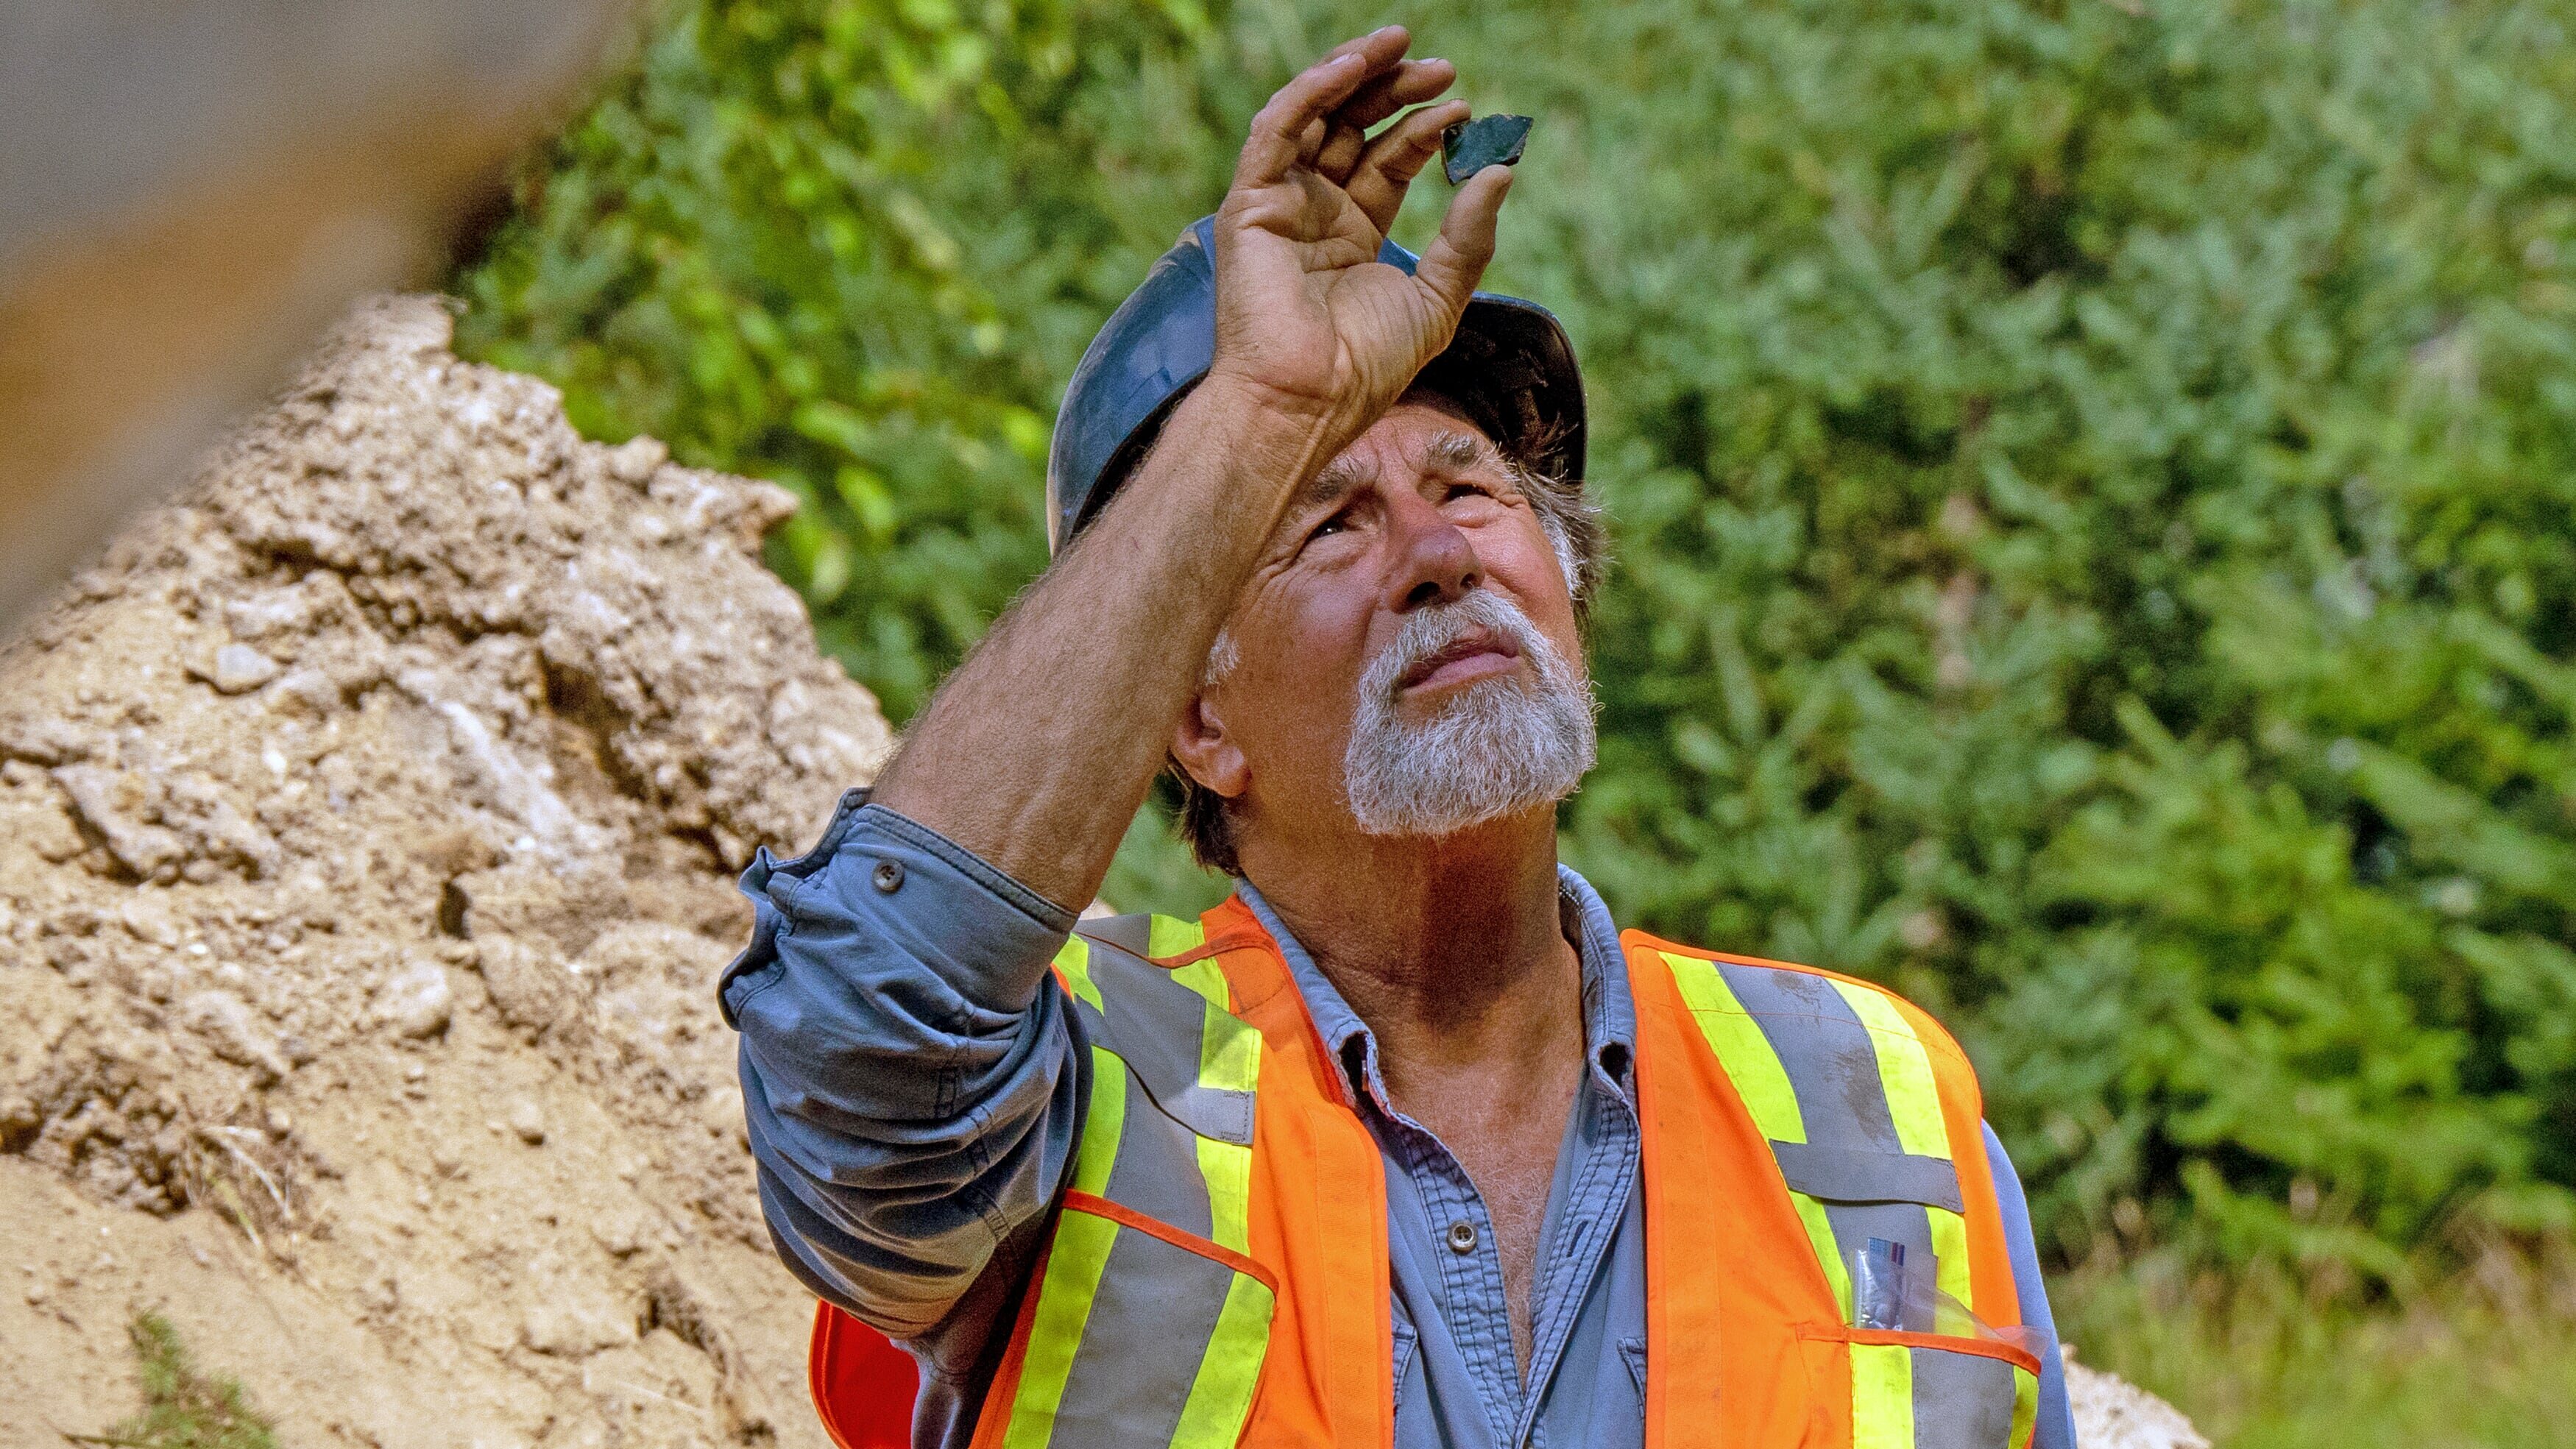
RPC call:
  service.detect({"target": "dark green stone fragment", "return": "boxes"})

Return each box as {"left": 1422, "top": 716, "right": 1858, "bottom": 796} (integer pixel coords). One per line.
{"left": 1440, "top": 114, "right": 1534, "bottom": 185}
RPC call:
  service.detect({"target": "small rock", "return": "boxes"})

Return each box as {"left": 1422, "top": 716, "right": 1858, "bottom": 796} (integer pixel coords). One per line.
{"left": 507, "top": 1099, "right": 546, "bottom": 1146}
{"left": 1440, "top": 113, "right": 1535, "bottom": 185}
{"left": 605, "top": 436, "right": 669, "bottom": 484}
{"left": 590, "top": 1214, "right": 645, "bottom": 1258}
{"left": 0, "top": 714, "right": 90, "bottom": 765}
{"left": 378, "top": 959, "right": 453, "bottom": 1039}
{"left": 177, "top": 991, "right": 289, "bottom": 1084}
{"left": 522, "top": 1299, "right": 638, "bottom": 1358}
{"left": 195, "top": 642, "right": 283, "bottom": 695}
{"left": 51, "top": 764, "right": 186, "bottom": 878}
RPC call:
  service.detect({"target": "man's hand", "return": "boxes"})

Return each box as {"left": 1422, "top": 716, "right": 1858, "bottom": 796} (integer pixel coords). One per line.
{"left": 870, "top": 31, "right": 1515, "bottom": 911}
{"left": 1209, "top": 26, "right": 1512, "bottom": 438}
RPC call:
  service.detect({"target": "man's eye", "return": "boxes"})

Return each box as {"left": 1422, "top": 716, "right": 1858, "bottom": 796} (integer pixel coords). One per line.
{"left": 1311, "top": 514, "right": 1348, "bottom": 539}
{"left": 1445, "top": 482, "right": 1493, "bottom": 502}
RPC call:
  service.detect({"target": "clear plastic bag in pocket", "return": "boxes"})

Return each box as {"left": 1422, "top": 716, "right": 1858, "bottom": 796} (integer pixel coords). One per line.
{"left": 1849, "top": 1237, "right": 2050, "bottom": 1359}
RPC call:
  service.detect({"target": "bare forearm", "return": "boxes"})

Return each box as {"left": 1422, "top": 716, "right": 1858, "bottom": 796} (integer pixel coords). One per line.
{"left": 871, "top": 378, "right": 1337, "bottom": 907}
{"left": 871, "top": 26, "right": 1504, "bottom": 907}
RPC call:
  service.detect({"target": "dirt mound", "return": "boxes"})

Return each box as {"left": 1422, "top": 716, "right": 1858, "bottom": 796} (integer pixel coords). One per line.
{"left": 0, "top": 295, "right": 887, "bottom": 1446}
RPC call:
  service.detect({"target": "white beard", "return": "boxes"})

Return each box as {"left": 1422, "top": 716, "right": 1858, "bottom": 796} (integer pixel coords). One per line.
{"left": 1342, "top": 589, "right": 1599, "bottom": 837}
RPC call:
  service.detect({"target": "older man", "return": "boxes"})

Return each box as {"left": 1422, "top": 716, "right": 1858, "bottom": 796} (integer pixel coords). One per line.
{"left": 723, "top": 26, "right": 2076, "bottom": 1449}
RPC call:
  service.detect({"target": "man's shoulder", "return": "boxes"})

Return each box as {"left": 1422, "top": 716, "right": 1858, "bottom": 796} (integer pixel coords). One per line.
{"left": 1617, "top": 927, "right": 1900, "bottom": 995}
{"left": 1616, "top": 927, "right": 1970, "bottom": 1055}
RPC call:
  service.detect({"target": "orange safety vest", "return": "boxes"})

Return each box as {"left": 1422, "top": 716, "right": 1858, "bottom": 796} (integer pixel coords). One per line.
{"left": 810, "top": 895, "right": 2040, "bottom": 1449}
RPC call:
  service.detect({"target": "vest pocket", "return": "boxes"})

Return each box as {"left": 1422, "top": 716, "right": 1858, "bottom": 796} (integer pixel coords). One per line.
{"left": 1798, "top": 1328, "right": 2039, "bottom": 1449}
{"left": 1004, "top": 1191, "right": 1278, "bottom": 1448}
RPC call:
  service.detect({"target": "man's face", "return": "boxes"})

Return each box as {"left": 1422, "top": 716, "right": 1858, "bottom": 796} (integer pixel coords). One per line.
{"left": 1175, "top": 398, "right": 1595, "bottom": 850}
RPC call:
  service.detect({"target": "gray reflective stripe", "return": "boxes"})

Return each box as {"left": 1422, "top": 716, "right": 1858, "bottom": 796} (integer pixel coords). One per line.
{"left": 1080, "top": 912, "right": 1155, "bottom": 958}
{"left": 1908, "top": 1345, "right": 2019, "bottom": 1449}
{"left": 1076, "top": 925, "right": 1255, "bottom": 1146}
{"left": 1103, "top": 1071, "right": 1217, "bottom": 1241}
{"left": 1048, "top": 1220, "right": 1245, "bottom": 1442}
{"left": 1773, "top": 1141, "right": 1965, "bottom": 1211}
{"left": 1066, "top": 992, "right": 1218, "bottom": 1240}
{"left": 1716, "top": 962, "right": 1910, "bottom": 1158}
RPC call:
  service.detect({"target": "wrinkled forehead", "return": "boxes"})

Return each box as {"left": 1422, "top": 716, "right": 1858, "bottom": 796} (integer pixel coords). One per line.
{"left": 1293, "top": 392, "right": 1513, "bottom": 514}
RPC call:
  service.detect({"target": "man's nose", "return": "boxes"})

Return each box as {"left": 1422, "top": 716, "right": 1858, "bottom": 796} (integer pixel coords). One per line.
{"left": 1381, "top": 490, "right": 1480, "bottom": 613}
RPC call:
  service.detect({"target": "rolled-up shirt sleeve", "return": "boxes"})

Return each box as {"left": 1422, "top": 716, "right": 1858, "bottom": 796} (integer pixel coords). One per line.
{"left": 720, "top": 793, "right": 1084, "bottom": 1341}
{"left": 1985, "top": 1124, "right": 2078, "bottom": 1449}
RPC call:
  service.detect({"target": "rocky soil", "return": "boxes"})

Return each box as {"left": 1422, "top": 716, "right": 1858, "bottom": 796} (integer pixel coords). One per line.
{"left": 0, "top": 295, "right": 888, "bottom": 1447}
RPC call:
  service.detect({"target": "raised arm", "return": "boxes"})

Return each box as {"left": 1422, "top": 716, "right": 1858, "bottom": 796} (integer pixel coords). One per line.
{"left": 870, "top": 24, "right": 1513, "bottom": 913}
{"left": 725, "top": 28, "right": 1515, "bottom": 1351}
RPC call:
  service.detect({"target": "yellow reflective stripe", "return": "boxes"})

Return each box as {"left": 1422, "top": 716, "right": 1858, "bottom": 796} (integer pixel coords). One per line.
{"left": 1167, "top": 1271, "right": 1276, "bottom": 1449}
{"left": 1850, "top": 1342, "right": 1916, "bottom": 1449}
{"left": 1149, "top": 913, "right": 1209, "bottom": 958}
{"left": 1829, "top": 979, "right": 1950, "bottom": 1160}
{"left": 1163, "top": 927, "right": 1261, "bottom": 1099}
{"left": 1055, "top": 935, "right": 1103, "bottom": 1013}
{"left": 1196, "top": 1136, "right": 1253, "bottom": 1255}
{"left": 1790, "top": 1188, "right": 1853, "bottom": 1317}
{"left": 1198, "top": 1005, "right": 1262, "bottom": 1096}
{"left": 2009, "top": 1362, "right": 2040, "bottom": 1449}
{"left": 1072, "top": 1046, "right": 1126, "bottom": 1197}
{"left": 1928, "top": 1206, "right": 1975, "bottom": 1328}
{"left": 1662, "top": 951, "right": 1807, "bottom": 1144}
{"left": 999, "top": 1211, "right": 1119, "bottom": 1449}
{"left": 1170, "top": 957, "right": 1228, "bottom": 1013}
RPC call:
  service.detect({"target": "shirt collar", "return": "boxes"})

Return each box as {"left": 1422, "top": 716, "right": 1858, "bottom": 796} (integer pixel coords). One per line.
{"left": 1231, "top": 865, "right": 1638, "bottom": 1113}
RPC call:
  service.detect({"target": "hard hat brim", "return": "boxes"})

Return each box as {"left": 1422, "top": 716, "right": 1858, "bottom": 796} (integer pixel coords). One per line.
{"left": 1047, "top": 216, "right": 1588, "bottom": 554}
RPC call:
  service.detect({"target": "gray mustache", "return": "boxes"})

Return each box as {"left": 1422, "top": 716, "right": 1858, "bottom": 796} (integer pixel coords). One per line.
{"left": 1359, "top": 590, "right": 1549, "bottom": 704}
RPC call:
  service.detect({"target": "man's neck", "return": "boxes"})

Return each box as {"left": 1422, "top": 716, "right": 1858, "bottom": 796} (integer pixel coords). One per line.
{"left": 1238, "top": 804, "right": 1588, "bottom": 1375}
{"left": 1238, "top": 806, "right": 1583, "bottom": 1084}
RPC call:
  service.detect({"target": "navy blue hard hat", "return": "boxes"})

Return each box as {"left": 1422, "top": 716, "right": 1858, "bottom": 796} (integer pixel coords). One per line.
{"left": 1046, "top": 215, "right": 1586, "bottom": 553}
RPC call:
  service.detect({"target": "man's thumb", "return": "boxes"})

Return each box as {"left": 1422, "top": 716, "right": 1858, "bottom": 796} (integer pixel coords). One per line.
{"left": 1412, "top": 166, "right": 1512, "bottom": 318}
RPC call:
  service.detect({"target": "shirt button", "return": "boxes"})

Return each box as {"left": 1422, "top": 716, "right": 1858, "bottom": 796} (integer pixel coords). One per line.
{"left": 871, "top": 859, "right": 905, "bottom": 893}
{"left": 1446, "top": 1220, "right": 1478, "bottom": 1255}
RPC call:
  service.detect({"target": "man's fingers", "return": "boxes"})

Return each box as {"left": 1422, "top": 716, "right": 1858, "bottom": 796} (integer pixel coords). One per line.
{"left": 1328, "top": 57, "right": 1457, "bottom": 136}
{"left": 1345, "top": 100, "right": 1471, "bottom": 233}
{"left": 1234, "top": 29, "right": 1412, "bottom": 188}
{"left": 1320, "top": 62, "right": 1458, "bottom": 185}
{"left": 1412, "top": 164, "right": 1513, "bottom": 317}
{"left": 1316, "top": 121, "right": 1368, "bottom": 183}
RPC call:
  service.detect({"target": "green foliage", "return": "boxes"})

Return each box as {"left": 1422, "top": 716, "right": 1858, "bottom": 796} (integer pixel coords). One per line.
{"left": 458, "top": 0, "right": 2576, "bottom": 1268}
{"left": 2056, "top": 1247, "right": 2576, "bottom": 1448}
{"left": 71, "top": 1313, "right": 277, "bottom": 1449}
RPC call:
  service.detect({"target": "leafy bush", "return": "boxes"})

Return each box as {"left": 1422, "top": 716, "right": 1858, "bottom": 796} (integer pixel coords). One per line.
{"left": 457, "top": 0, "right": 2576, "bottom": 1268}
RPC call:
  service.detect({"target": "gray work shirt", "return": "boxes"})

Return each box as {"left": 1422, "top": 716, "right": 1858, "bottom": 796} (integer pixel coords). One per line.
{"left": 721, "top": 795, "right": 2077, "bottom": 1449}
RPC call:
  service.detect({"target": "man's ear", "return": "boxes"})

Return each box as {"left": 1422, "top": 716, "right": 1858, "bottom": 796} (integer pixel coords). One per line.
{"left": 1171, "top": 694, "right": 1250, "bottom": 800}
